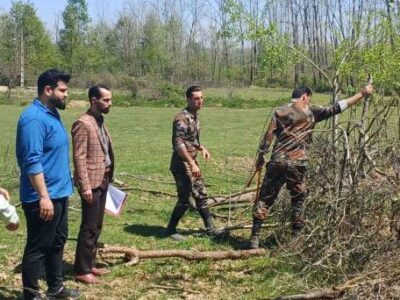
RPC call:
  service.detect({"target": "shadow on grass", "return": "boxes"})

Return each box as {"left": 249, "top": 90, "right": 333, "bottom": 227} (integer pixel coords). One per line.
{"left": 124, "top": 223, "right": 213, "bottom": 239}
{"left": 6, "top": 260, "right": 75, "bottom": 299}
{"left": 124, "top": 223, "right": 247, "bottom": 246}
{"left": 13, "top": 260, "right": 75, "bottom": 278}
{"left": 218, "top": 233, "right": 250, "bottom": 250}
{"left": 124, "top": 223, "right": 256, "bottom": 250}
{"left": 124, "top": 224, "right": 167, "bottom": 238}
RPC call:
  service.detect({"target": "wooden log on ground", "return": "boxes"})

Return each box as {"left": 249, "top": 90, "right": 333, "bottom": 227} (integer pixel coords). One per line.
{"left": 99, "top": 246, "right": 267, "bottom": 265}
{"left": 119, "top": 188, "right": 255, "bottom": 206}
{"left": 272, "top": 288, "right": 344, "bottom": 300}
{"left": 121, "top": 187, "right": 176, "bottom": 197}
{"left": 223, "top": 223, "right": 282, "bottom": 231}
{"left": 177, "top": 223, "right": 282, "bottom": 235}
{"left": 207, "top": 190, "right": 256, "bottom": 207}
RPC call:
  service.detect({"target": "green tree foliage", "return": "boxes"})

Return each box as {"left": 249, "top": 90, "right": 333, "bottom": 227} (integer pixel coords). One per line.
{"left": 113, "top": 14, "right": 140, "bottom": 76}
{"left": 1, "top": 0, "right": 400, "bottom": 92}
{"left": 139, "top": 14, "right": 170, "bottom": 77}
{"left": 0, "top": 1, "right": 57, "bottom": 86}
{"left": 58, "top": 0, "right": 90, "bottom": 74}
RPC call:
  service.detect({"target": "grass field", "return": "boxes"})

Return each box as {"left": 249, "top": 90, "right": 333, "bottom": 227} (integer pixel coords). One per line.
{"left": 0, "top": 100, "right": 318, "bottom": 299}
{"left": 0, "top": 87, "right": 359, "bottom": 299}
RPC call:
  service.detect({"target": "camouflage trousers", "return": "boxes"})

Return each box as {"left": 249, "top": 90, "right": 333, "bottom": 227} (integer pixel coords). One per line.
{"left": 172, "top": 172, "right": 208, "bottom": 211}
{"left": 253, "top": 161, "right": 307, "bottom": 229}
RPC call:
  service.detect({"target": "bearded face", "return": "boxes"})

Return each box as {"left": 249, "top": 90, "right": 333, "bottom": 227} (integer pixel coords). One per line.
{"left": 49, "top": 93, "right": 67, "bottom": 110}
{"left": 48, "top": 81, "right": 68, "bottom": 110}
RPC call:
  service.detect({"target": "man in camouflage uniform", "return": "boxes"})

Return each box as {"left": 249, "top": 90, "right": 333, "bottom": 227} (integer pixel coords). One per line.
{"left": 249, "top": 84, "right": 374, "bottom": 248}
{"left": 166, "top": 86, "right": 224, "bottom": 240}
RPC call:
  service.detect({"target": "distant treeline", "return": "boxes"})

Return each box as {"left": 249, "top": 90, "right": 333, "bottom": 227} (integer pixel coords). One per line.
{"left": 0, "top": 0, "right": 399, "bottom": 96}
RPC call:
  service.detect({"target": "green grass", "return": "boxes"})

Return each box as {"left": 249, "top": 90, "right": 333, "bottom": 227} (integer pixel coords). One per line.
{"left": 0, "top": 103, "right": 314, "bottom": 299}
{"left": 0, "top": 88, "right": 395, "bottom": 298}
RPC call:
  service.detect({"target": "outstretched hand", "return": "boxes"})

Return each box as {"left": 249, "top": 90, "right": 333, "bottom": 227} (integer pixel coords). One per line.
{"left": 362, "top": 84, "right": 374, "bottom": 97}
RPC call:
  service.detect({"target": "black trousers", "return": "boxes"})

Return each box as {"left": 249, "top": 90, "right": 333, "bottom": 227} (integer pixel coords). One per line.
{"left": 74, "top": 183, "right": 108, "bottom": 275}
{"left": 22, "top": 198, "right": 68, "bottom": 300}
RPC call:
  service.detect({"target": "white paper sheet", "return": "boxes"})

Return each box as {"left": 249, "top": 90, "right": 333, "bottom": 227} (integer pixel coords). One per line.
{"left": 105, "top": 184, "right": 127, "bottom": 216}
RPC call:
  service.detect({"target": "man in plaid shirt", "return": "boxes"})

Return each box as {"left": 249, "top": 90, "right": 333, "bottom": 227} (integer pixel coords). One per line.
{"left": 72, "top": 85, "right": 114, "bottom": 284}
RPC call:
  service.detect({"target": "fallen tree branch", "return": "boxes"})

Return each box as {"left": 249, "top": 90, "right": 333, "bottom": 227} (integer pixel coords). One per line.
{"left": 121, "top": 187, "right": 176, "bottom": 197}
{"left": 148, "top": 284, "right": 201, "bottom": 294}
{"left": 179, "top": 223, "right": 283, "bottom": 234}
{"left": 223, "top": 223, "right": 282, "bottom": 231}
{"left": 207, "top": 190, "right": 256, "bottom": 207}
{"left": 211, "top": 212, "right": 236, "bottom": 220}
{"left": 118, "top": 172, "right": 176, "bottom": 185}
{"left": 272, "top": 288, "right": 344, "bottom": 300}
{"left": 99, "top": 246, "right": 267, "bottom": 265}
{"left": 119, "top": 187, "right": 255, "bottom": 207}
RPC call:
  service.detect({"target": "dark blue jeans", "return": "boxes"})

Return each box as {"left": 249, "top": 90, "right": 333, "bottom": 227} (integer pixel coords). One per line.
{"left": 22, "top": 198, "right": 68, "bottom": 300}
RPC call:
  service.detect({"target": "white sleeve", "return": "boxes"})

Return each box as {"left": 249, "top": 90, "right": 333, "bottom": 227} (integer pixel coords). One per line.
{"left": 0, "top": 195, "right": 19, "bottom": 224}
{"left": 338, "top": 100, "right": 348, "bottom": 112}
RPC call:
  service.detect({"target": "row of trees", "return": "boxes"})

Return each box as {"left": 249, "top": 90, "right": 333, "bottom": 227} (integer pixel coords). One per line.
{"left": 0, "top": 0, "right": 399, "bottom": 92}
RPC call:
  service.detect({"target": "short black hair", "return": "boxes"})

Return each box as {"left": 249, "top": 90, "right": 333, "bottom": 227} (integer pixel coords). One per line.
{"left": 88, "top": 84, "right": 110, "bottom": 100}
{"left": 186, "top": 86, "right": 202, "bottom": 99}
{"left": 292, "top": 85, "right": 312, "bottom": 99}
{"left": 37, "top": 69, "right": 70, "bottom": 96}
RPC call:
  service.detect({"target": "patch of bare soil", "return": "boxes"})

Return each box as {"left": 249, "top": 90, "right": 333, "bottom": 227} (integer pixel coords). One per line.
{"left": 68, "top": 100, "right": 88, "bottom": 109}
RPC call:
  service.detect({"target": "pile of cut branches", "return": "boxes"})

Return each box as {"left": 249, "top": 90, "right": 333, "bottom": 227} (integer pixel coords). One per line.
{"left": 263, "top": 94, "right": 400, "bottom": 298}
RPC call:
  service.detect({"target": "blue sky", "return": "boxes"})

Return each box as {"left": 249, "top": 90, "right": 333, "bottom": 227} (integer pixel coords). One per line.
{"left": 0, "top": 0, "right": 126, "bottom": 28}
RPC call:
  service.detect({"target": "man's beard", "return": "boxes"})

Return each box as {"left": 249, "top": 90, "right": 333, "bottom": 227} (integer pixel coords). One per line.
{"left": 49, "top": 96, "right": 66, "bottom": 110}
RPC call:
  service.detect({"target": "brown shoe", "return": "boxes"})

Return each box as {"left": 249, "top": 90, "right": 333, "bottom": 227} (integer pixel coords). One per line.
{"left": 74, "top": 273, "right": 99, "bottom": 284}
{"left": 91, "top": 267, "right": 110, "bottom": 276}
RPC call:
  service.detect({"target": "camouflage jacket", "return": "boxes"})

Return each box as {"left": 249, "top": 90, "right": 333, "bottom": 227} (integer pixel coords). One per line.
{"left": 170, "top": 108, "right": 201, "bottom": 173}
{"left": 259, "top": 103, "right": 342, "bottom": 166}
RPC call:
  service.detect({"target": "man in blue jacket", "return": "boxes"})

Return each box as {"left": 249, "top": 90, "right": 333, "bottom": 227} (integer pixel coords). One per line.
{"left": 16, "top": 69, "right": 80, "bottom": 300}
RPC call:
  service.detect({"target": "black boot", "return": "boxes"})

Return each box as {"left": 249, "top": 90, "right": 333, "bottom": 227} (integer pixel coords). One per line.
{"left": 165, "top": 204, "right": 187, "bottom": 240}
{"left": 291, "top": 222, "right": 304, "bottom": 237}
{"left": 204, "top": 216, "right": 225, "bottom": 237}
{"left": 249, "top": 218, "right": 263, "bottom": 249}
{"left": 198, "top": 207, "right": 225, "bottom": 237}
{"left": 291, "top": 207, "right": 305, "bottom": 237}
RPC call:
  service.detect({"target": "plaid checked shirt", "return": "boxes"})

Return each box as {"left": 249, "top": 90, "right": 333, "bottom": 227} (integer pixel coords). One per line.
{"left": 71, "top": 112, "right": 114, "bottom": 192}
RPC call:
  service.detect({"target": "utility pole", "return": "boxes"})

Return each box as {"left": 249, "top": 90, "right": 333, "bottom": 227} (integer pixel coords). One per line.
{"left": 20, "top": 25, "right": 24, "bottom": 88}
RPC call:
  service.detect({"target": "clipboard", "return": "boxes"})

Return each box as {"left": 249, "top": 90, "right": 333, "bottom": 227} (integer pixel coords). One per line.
{"left": 105, "top": 184, "right": 128, "bottom": 216}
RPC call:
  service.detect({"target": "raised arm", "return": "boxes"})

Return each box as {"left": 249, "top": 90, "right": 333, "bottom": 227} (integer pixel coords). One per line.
{"left": 312, "top": 84, "right": 374, "bottom": 122}
{"left": 340, "top": 84, "right": 373, "bottom": 110}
